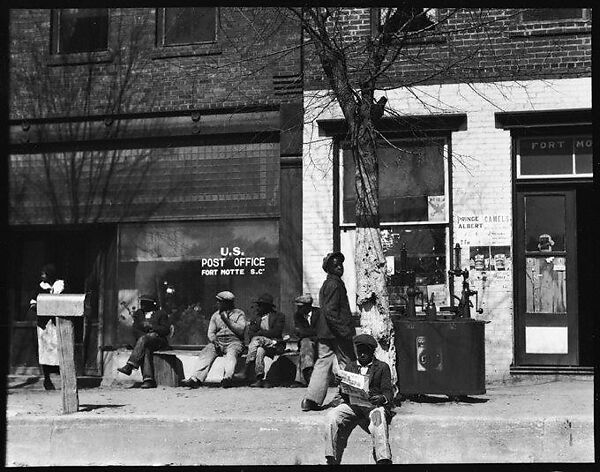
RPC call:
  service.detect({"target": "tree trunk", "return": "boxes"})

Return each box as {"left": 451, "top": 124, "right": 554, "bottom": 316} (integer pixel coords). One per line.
{"left": 352, "top": 119, "right": 397, "bottom": 390}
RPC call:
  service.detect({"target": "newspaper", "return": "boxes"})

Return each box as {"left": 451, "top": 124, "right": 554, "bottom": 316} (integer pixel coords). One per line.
{"left": 338, "top": 370, "right": 372, "bottom": 407}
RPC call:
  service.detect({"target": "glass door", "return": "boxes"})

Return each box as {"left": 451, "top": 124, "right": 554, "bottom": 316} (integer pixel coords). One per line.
{"left": 515, "top": 190, "right": 578, "bottom": 365}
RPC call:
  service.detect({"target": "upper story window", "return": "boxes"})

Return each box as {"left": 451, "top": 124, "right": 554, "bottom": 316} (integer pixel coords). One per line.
{"left": 51, "top": 9, "right": 109, "bottom": 54}
{"left": 157, "top": 8, "right": 217, "bottom": 47}
{"left": 521, "top": 8, "right": 588, "bottom": 23}
{"left": 517, "top": 136, "right": 592, "bottom": 179}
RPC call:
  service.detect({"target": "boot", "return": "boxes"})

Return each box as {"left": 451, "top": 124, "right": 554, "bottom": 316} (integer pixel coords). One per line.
{"left": 243, "top": 361, "right": 256, "bottom": 384}
{"left": 117, "top": 363, "right": 134, "bottom": 376}
{"left": 43, "top": 378, "right": 55, "bottom": 391}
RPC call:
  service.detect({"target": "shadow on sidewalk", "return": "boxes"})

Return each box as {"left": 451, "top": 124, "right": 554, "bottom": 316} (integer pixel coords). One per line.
{"left": 401, "top": 394, "right": 489, "bottom": 404}
{"left": 9, "top": 377, "right": 40, "bottom": 389}
{"left": 79, "top": 404, "right": 126, "bottom": 412}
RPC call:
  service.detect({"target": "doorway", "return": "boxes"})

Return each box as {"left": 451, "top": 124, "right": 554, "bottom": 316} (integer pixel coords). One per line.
{"left": 514, "top": 184, "right": 592, "bottom": 366}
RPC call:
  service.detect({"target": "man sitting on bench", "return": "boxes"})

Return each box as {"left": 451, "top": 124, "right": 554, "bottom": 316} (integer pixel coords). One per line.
{"left": 180, "top": 291, "right": 247, "bottom": 389}
{"left": 117, "top": 295, "right": 170, "bottom": 389}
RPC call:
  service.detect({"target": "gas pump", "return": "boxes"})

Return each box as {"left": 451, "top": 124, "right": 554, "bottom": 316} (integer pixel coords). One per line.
{"left": 440, "top": 244, "right": 483, "bottom": 319}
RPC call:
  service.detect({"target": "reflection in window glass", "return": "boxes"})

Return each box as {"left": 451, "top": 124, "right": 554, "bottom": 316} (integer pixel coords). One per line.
{"left": 343, "top": 140, "right": 446, "bottom": 223}
{"left": 526, "top": 256, "right": 567, "bottom": 313}
{"left": 381, "top": 227, "right": 447, "bottom": 308}
{"left": 54, "top": 9, "right": 109, "bottom": 54}
{"left": 118, "top": 220, "right": 279, "bottom": 346}
{"left": 162, "top": 8, "right": 217, "bottom": 46}
{"left": 524, "top": 195, "right": 565, "bottom": 252}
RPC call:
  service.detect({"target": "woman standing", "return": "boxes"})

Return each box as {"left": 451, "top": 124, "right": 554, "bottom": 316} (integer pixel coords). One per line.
{"left": 29, "top": 263, "right": 64, "bottom": 390}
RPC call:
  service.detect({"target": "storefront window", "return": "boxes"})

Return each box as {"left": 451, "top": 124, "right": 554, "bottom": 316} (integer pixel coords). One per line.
{"left": 340, "top": 138, "right": 450, "bottom": 313}
{"left": 118, "top": 219, "right": 279, "bottom": 346}
{"left": 518, "top": 135, "right": 592, "bottom": 178}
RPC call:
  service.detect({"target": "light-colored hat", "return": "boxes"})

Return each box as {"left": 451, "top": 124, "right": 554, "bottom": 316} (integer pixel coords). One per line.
{"left": 216, "top": 291, "right": 235, "bottom": 301}
{"left": 294, "top": 294, "right": 313, "bottom": 306}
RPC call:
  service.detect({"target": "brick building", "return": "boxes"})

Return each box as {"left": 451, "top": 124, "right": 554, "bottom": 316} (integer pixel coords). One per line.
{"left": 8, "top": 8, "right": 593, "bottom": 385}
{"left": 8, "top": 8, "right": 303, "bottom": 377}
{"left": 301, "top": 8, "right": 592, "bottom": 382}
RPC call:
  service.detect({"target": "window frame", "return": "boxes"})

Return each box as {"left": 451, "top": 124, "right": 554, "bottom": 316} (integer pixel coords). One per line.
{"left": 339, "top": 137, "right": 450, "bottom": 228}
{"left": 156, "top": 7, "right": 218, "bottom": 48}
{"left": 50, "top": 8, "right": 110, "bottom": 55}
{"left": 520, "top": 8, "right": 590, "bottom": 24}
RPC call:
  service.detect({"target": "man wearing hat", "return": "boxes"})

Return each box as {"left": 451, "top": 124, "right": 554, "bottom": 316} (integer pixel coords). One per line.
{"left": 180, "top": 291, "right": 247, "bottom": 388}
{"left": 117, "top": 295, "right": 171, "bottom": 388}
{"left": 301, "top": 251, "right": 356, "bottom": 411}
{"left": 290, "top": 294, "right": 320, "bottom": 387}
{"left": 243, "top": 292, "right": 286, "bottom": 388}
{"left": 324, "top": 333, "right": 394, "bottom": 465}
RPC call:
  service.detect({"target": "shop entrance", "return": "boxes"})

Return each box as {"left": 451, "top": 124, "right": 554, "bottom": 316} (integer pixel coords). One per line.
{"left": 8, "top": 226, "right": 116, "bottom": 376}
{"left": 514, "top": 184, "right": 593, "bottom": 366}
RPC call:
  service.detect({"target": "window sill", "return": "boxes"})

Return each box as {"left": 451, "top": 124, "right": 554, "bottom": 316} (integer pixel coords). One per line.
{"left": 151, "top": 43, "right": 222, "bottom": 59}
{"left": 46, "top": 49, "right": 114, "bottom": 66}
{"left": 510, "top": 25, "right": 591, "bottom": 38}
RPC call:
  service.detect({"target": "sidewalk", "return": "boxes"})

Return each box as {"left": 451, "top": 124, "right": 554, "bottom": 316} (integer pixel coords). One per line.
{"left": 4, "top": 376, "right": 595, "bottom": 466}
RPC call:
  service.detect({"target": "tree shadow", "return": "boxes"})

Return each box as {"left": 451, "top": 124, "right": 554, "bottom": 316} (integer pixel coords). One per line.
{"left": 79, "top": 404, "right": 126, "bottom": 412}
{"left": 8, "top": 377, "right": 40, "bottom": 389}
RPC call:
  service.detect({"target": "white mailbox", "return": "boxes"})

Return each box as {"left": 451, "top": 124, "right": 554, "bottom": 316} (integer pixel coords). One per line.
{"left": 36, "top": 293, "right": 85, "bottom": 318}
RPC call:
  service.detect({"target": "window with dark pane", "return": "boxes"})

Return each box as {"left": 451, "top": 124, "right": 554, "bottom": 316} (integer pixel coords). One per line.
{"left": 524, "top": 195, "right": 566, "bottom": 252}
{"left": 53, "top": 9, "right": 108, "bottom": 54}
{"left": 343, "top": 140, "right": 445, "bottom": 223}
{"left": 521, "top": 8, "right": 585, "bottom": 22}
{"left": 161, "top": 8, "right": 216, "bottom": 46}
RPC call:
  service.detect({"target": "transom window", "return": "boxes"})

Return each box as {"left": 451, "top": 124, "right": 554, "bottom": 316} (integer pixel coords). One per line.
{"left": 157, "top": 8, "right": 217, "bottom": 47}
{"left": 517, "top": 136, "right": 592, "bottom": 179}
{"left": 51, "top": 9, "right": 109, "bottom": 55}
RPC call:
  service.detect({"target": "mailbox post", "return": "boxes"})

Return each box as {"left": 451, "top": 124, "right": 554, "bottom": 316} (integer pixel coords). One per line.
{"left": 36, "top": 293, "right": 85, "bottom": 414}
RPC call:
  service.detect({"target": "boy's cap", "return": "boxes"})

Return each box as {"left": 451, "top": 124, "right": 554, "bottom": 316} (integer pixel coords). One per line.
{"left": 216, "top": 291, "right": 235, "bottom": 301}
{"left": 322, "top": 251, "right": 345, "bottom": 271}
{"left": 254, "top": 293, "right": 275, "bottom": 306}
{"left": 294, "top": 294, "right": 313, "bottom": 306}
{"left": 353, "top": 333, "right": 377, "bottom": 350}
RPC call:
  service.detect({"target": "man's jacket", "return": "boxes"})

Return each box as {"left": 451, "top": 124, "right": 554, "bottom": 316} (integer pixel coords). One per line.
{"left": 339, "top": 358, "right": 395, "bottom": 420}
{"left": 132, "top": 308, "right": 170, "bottom": 338}
{"left": 317, "top": 274, "right": 355, "bottom": 340}
{"left": 247, "top": 310, "right": 285, "bottom": 340}
{"left": 294, "top": 306, "right": 320, "bottom": 340}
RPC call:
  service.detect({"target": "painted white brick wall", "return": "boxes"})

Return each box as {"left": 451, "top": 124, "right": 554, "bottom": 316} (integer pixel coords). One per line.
{"left": 302, "top": 78, "right": 591, "bottom": 383}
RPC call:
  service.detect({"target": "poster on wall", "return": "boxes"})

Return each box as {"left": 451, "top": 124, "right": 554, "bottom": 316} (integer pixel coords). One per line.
{"left": 469, "top": 246, "right": 511, "bottom": 271}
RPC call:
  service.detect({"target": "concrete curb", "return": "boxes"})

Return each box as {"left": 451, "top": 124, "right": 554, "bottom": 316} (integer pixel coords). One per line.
{"left": 6, "top": 412, "right": 593, "bottom": 465}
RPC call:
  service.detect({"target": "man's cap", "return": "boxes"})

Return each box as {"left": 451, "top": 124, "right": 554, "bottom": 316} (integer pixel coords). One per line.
{"left": 216, "top": 291, "right": 235, "bottom": 301}
{"left": 139, "top": 294, "right": 157, "bottom": 303}
{"left": 353, "top": 333, "right": 378, "bottom": 350}
{"left": 294, "top": 294, "right": 313, "bottom": 306}
{"left": 322, "top": 251, "right": 345, "bottom": 272}
{"left": 254, "top": 293, "right": 275, "bottom": 306}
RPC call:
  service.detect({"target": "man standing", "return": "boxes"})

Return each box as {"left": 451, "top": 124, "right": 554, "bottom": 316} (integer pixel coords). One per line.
{"left": 301, "top": 251, "right": 356, "bottom": 411}
{"left": 244, "top": 293, "right": 285, "bottom": 388}
{"left": 180, "top": 291, "right": 246, "bottom": 388}
{"left": 291, "top": 294, "right": 320, "bottom": 387}
{"left": 117, "top": 295, "right": 171, "bottom": 389}
{"left": 324, "top": 334, "right": 394, "bottom": 465}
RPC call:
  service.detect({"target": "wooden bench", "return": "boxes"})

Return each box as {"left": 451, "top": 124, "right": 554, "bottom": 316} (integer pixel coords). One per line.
{"left": 152, "top": 343, "right": 301, "bottom": 387}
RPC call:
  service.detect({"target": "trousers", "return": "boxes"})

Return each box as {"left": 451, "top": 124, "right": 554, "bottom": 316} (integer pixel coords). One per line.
{"left": 294, "top": 337, "right": 316, "bottom": 384}
{"left": 246, "top": 335, "right": 284, "bottom": 378}
{"left": 127, "top": 333, "right": 168, "bottom": 381}
{"left": 305, "top": 337, "right": 355, "bottom": 406}
{"left": 191, "top": 338, "right": 244, "bottom": 382}
{"left": 325, "top": 403, "right": 392, "bottom": 464}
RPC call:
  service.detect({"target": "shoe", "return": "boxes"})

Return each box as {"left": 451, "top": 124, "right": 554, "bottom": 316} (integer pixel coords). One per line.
{"left": 376, "top": 459, "right": 392, "bottom": 465}
{"left": 117, "top": 364, "right": 133, "bottom": 376}
{"left": 325, "top": 455, "right": 339, "bottom": 465}
{"left": 301, "top": 398, "right": 320, "bottom": 411}
{"left": 261, "top": 380, "right": 275, "bottom": 388}
{"left": 43, "top": 379, "right": 55, "bottom": 391}
{"left": 250, "top": 379, "right": 264, "bottom": 388}
{"left": 221, "top": 378, "right": 235, "bottom": 388}
{"left": 180, "top": 377, "right": 201, "bottom": 388}
{"left": 140, "top": 379, "right": 157, "bottom": 389}
{"left": 288, "top": 381, "right": 305, "bottom": 388}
